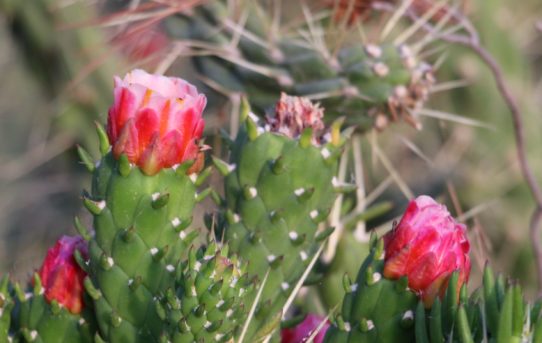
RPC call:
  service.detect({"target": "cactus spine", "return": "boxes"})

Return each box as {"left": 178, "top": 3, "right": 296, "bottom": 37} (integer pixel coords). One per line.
{"left": 82, "top": 126, "right": 201, "bottom": 342}
{"left": 164, "top": 1, "right": 434, "bottom": 129}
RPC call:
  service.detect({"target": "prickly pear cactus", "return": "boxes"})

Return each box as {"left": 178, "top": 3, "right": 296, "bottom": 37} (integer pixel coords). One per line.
{"left": 214, "top": 95, "right": 344, "bottom": 339}
{"left": 12, "top": 274, "right": 95, "bottom": 343}
{"left": 81, "top": 127, "right": 202, "bottom": 342}
{"left": 164, "top": 1, "right": 434, "bottom": 129}
{"left": 324, "top": 236, "right": 418, "bottom": 343}
{"left": 160, "top": 242, "right": 254, "bottom": 343}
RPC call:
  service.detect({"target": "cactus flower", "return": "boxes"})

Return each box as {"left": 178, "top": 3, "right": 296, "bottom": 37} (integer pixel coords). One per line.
{"left": 37, "top": 235, "right": 88, "bottom": 314}
{"left": 266, "top": 93, "right": 325, "bottom": 144}
{"left": 383, "top": 195, "right": 471, "bottom": 307}
{"left": 107, "top": 69, "right": 206, "bottom": 175}
{"left": 281, "top": 314, "right": 330, "bottom": 343}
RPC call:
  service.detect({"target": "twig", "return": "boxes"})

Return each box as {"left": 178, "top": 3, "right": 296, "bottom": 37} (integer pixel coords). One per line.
{"left": 441, "top": 34, "right": 542, "bottom": 293}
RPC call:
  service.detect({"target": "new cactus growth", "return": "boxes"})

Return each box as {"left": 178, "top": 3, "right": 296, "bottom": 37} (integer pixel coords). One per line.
{"left": 162, "top": 242, "right": 254, "bottom": 343}
{"left": 217, "top": 94, "right": 344, "bottom": 339}
{"left": 83, "top": 70, "right": 207, "bottom": 342}
{"left": 163, "top": 0, "right": 435, "bottom": 129}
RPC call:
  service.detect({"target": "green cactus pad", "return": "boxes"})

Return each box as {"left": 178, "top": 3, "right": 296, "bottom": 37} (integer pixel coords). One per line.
{"left": 162, "top": 242, "right": 254, "bottom": 343}
{"left": 12, "top": 275, "right": 95, "bottom": 343}
{"left": 217, "top": 115, "right": 342, "bottom": 339}
{"left": 324, "top": 237, "right": 418, "bottom": 343}
{"left": 85, "top": 152, "right": 200, "bottom": 342}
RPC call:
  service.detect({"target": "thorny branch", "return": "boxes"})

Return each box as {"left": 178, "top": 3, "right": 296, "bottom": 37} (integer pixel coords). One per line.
{"left": 374, "top": 1, "right": 542, "bottom": 293}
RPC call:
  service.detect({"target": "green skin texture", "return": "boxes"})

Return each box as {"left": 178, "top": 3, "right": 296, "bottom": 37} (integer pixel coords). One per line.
{"left": 13, "top": 293, "right": 94, "bottom": 343}
{"left": 164, "top": 1, "right": 428, "bottom": 128}
{"left": 324, "top": 239, "right": 418, "bottom": 343}
{"left": 86, "top": 153, "right": 198, "bottom": 343}
{"left": 222, "top": 126, "right": 340, "bottom": 340}
{"left": 163, "top": 246, "right": 252, "bottom": 343}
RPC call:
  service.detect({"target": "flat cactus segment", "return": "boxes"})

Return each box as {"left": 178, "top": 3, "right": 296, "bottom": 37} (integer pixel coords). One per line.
{"left": 12, "top": 276, "right": 95, "bottom": 343}
{"left": 162, "top": 244, "right": 253, "bottom": 343}
{"left": 324, "top": 238, "right": 418, "bottom": 343}
{"left": 86, "top": 153, "right": 199, "bottom": 342}
{"left": 163, "top": 1, "right": 434, "bottom": 130}
{"left": 220, "top": 116, "right": 341, "bottom": 339}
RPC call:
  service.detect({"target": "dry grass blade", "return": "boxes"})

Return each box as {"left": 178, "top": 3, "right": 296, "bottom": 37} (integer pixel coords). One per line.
{"left": 456, "top": 199, "right": 499, "bottom": 222}
{"left": 416, "top": 108, "right": 495, "bottom": 129}
{"left": 324, "top": 146, "right": 349, "bottom": 262}
{"left": 261, "top": 242, "right": 327, "bottom": 342}
{"left": 371, "top": 132, "right": 414, "bottom": 199}
{"left": 397, "top": 135, "right": 434, "bottom": 167}
{"left": 393, "top": 0, "right": 450, "bottom": 46}
{"left": 430, "top": 79, "right": 470, "bottom": 93}
{"left": 305, "top": 305, "right": 338, "bottom": 343}
{"left": 380, "top": 0, "right": 415, "bottom": 40}
{"left": 238, "top": 269, "right": 271, "bottom": 343}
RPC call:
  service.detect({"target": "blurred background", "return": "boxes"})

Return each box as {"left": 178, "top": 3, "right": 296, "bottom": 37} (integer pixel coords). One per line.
{"left": 0, "top": 0, "right": 541, "bottom": 298}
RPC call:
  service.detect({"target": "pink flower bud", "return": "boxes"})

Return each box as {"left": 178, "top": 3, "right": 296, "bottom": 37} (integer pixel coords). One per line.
{"left": 37, "top": 236, "right": 88, "bottom": 314}
{"left": 107, "top": 69, "right": 206, "bottom": 175}
{"left": 383, "top": 195, "right": 471, "bottom": 307}
{"left": 281, "top": 314, "right": 330, "bottom": 343}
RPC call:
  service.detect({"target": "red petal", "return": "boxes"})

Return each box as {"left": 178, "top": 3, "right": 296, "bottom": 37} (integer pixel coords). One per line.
{"left": 135, "top": 108, "right": 159, "bottom": 161}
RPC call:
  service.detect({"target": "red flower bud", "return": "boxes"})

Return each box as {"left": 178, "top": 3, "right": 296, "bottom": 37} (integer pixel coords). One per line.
{"left": 107, "top": 69, "right": 206, "bottom": 175}
{"left": 281, "top": 314, "right": 330, "bottom": 343}
{"left": 383, "top": 195, "right": 471, "bottom": 307}
{"left": 37, "top": 235, "right": 88, "bottom": 314}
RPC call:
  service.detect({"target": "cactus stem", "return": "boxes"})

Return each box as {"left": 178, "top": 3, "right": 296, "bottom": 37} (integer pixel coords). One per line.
{"left": 195, "top": 166, "right": 212, "bottom": 186}
{"left": 128, "top": 276, "right": 142, "bottom": 291}
{"left": 296, "top": 187, "right": 315, "bottom": 203}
